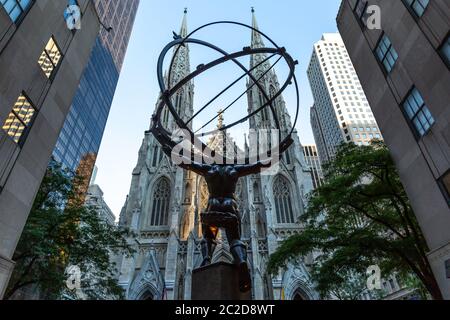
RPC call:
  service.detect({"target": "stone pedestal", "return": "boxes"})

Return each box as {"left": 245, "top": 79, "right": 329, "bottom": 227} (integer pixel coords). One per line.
{"left": 191, "top": 262, "right": 252, "bottom": 300}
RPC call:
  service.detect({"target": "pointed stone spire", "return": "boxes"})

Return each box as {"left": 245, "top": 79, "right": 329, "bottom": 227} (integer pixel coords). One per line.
{"left": 167, "top": 9, "right": 191, "bottom": 88}
{"left": 217, "top": 109, "right": 224, "bottom": 129}
{"left": 159, "top": 9, "right": 193, "bottom": 129}
{"left": 247, "top": 9, "right": 291, "bottom": 131}
{"left": 251, "top": 7, "right": 265, "bottom": 49}
{"left": 250, "top": 8, "right": 268, "bottom": 71}
{"left": 180, "top": 8, "right": 188, "bottom": 38}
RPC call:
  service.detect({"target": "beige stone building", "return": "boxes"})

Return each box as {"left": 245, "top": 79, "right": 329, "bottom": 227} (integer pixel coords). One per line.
{"left": 337, "top": 0, "right": 450, "bottom": 298}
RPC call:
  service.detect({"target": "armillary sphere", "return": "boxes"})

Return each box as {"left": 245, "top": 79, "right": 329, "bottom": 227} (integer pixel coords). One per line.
{"left": 151, "top": 20, "right": 300, "bottom": 165}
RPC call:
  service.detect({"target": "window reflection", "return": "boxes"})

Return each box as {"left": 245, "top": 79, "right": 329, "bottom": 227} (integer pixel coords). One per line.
{"left": 0, "top": 0, "right": 32, "bottom": 22}
{"left": 2, "top": 93, "right": 36, "bottom": 144}
{"left": 38, "top": 37, "right": 62, "bottom": 79}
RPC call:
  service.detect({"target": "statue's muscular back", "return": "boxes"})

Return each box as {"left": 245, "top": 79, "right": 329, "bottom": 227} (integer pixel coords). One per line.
{"left": 204, "top": 165, "right": 239, "bottom": 214}
{"left": 180, "top": 159, "right": 268, "bottom": 214}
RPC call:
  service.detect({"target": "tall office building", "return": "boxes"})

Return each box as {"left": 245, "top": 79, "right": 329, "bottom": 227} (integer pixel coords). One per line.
{"left": 307, "top": 33, "right": 383, "bottom": 163}
{"left": 53, "top": 0, "right": 140, "bottom": 190}
{"left": 0, "top": 1, "right": 100, "bottom": 298}
{"left": 86, "top": 184, "right": 116, "bottom": 226}
{"left": 337, "top": 0, "right": 450, "bottom": 299}
{"left": 114, "top": 10, "right": 317, "bottom": 301}
{"left": 303, "top": 145, "right": 324, "bottom": 190}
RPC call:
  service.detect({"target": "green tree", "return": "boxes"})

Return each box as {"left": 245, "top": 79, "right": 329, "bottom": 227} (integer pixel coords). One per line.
{"left": 5, "top": 161, "right": 135, "bottom": 300}
{"left": 268, "top": 141, "right": 442, "bottom": 300}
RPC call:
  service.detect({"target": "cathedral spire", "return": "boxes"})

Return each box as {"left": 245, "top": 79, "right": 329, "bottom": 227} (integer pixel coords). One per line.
{"left": 217, "top": 109, "right": 224, "bottom": 129}
{"left": 247, "top": 9, "right": 292, "bottom": 131}
{"left": 251, "top": 8, "right": 265, "bottom": 49}
{"left": 159, "top": 9, "right": 193, "bottom": 128}
{"left": 250, "top": 8, "right": 267, "bottom": 71}
{"left": 168, "top": 10, "right": 191, "bottom": 87}
{"left": 180, "top": 8, "right": 188, "bottom": 38}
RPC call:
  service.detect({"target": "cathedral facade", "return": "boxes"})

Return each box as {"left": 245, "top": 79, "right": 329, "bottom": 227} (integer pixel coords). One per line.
{"left": 114, "top": 11, "right": 318, "bottom": 301}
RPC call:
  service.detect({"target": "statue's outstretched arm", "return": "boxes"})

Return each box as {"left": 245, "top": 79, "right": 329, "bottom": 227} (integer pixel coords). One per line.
{"left": 178, "top": 158, "right": 210, "bottom": 176}
{"left": 235, "top": 160, "right": 272, "bottom": 177}
{"left": 151, "top": 125, "right": 210, "bottom": 176}
{"left": 236, "top": 135, "right": 295, "bottom": 177}
{"left": 162, "top": 147, "right": 210, "bottom": 176}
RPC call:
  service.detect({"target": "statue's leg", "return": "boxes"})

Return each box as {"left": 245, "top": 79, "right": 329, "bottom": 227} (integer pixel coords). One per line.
{"left": 200, "top": 224, "right": 217, "bottom": 267}
{"left": 226, "top": 223, "right": 252, "bottom": 293}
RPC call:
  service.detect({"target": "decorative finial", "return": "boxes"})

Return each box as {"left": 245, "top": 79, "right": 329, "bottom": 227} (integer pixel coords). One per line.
{"left": 251, "top": 7, "right": 255, "bottom": 13}
{"left": 184, "top": 7, "right": 188, "bottom": 14}
{"left": 217, "top": 109, "right": 224, "bottom": 129}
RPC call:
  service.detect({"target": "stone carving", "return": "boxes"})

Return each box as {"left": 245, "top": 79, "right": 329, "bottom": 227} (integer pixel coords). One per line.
{"left": 144, "top": 269, "right": 155, "bottom": 282}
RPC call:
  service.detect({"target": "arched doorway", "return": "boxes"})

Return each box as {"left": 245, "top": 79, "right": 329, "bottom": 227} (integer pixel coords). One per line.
{"left": 291, "top": 288, "right": 310, "bottom": 301}
{"left": 293, "top": 293, "right": 304, "bottom": 300}
{"left": 139, "top": 291, "right": 154, "bottom": 300}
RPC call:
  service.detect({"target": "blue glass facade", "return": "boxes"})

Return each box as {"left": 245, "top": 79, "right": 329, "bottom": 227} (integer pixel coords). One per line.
{"left": 53, "top": 37, "right": 118, "bottom": 171}
{"left": 52, "top": 0, "right": 139, "bottom": 178}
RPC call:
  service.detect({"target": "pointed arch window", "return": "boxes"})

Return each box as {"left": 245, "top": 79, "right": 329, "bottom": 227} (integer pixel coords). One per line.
{"left": 253, "top": 181, "right": 261, "bottom": 203}
{"left": 150, "top": 178, "right": 171, "bottom": 226}
{"left": 159, "top": 146, "right": 164, "bottom": 162}
{"left": 184, "top": 182, "right": 192, "bottom": 204}
{"left": 138, "top": 291, "right": 154, "bottom": 300}
{"left": 152, "top": 146, "right": 159, "bottom": 167}
{"left": 174, "top": 90, "right": 183, "bottom": 115}
{"left": 199, "top": 179, "right": 209, "bottom": 212}
{"left": 273, "top": 176, "right": 295, "bottom": 224}
{"left": 180, "top": 210, "right": 190, "bottom": 240}
{"left": 270, "top": 85, "right": 285, "bottom": 127}
{"left": 162, "top": 105, "right": 170, "bottom": 127}
{"left": 285, "top": 150, "right": 292, "bottom": 165}
{"left": 258, "top": 91, "right": 269, "bottom": 124}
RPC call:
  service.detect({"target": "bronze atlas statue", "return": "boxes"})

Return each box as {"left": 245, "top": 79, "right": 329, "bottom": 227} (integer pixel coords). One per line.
{"left": 150, "top": 21, "right": 299, "bottom": 293}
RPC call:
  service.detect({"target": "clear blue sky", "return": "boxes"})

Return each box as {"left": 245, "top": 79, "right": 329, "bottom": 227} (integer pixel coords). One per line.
{"left": 94, "top": 0, "right": 342, "bottom": 218}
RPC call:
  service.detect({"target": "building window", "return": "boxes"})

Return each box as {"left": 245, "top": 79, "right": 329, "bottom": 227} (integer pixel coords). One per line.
{"left": 253, "top": 181, "right": 261, "bottom": 203}
{"left": 0, "top": 0, "right": 32, "bottom": 22}
{"left": 162, "top": 105, "right": 170, "bottom": 127}
{"left": 259, "top": 91, "right": 270, "bottom": 123}
{"left": 273, "top": 175, "right": 295, "bottom": 224}
{"left": 402, "top": 87, "right": 435, "bottom": 137}
{"left": 439, "top": 171, "right": 450, "bottom": 205}
{"left": 285, "top": 150, "right": 291, "bottom": 165}
{"left": 439, "top": 34, "right": 450, "bottom": 68}
{"left": 375, "top": 35, "right": 399, "bottom": 74}
{"left": 183, "top": 183, "right": 191, "bottom": 204}
{"left": 2, "top": 93, "right": 36, "bottom": 144}
{"left": 404, "top": 0, "right": 429, "bottom": 17}
{"left": 38, "top": 37, "right": 62, "bottom": 79}
{"left": 354, "top": 0, "right": 370, "bottom": 27}
{"left": 150, "top": 178, "right": 171, "bottom": 226}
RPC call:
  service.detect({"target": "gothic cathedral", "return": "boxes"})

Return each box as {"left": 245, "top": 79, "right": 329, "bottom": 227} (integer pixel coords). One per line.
{"left": 114, "top": 10, "right": 318, "bottom": 301}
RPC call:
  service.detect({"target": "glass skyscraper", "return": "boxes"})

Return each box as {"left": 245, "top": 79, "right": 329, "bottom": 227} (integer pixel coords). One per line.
{"left": 53, "top": 0, "right": 139, "bottom": 180}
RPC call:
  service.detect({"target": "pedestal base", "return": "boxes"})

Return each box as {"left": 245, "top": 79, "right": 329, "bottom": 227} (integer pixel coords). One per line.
{"left": 191, "top": 262, "right": 252, "bottom": 300}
